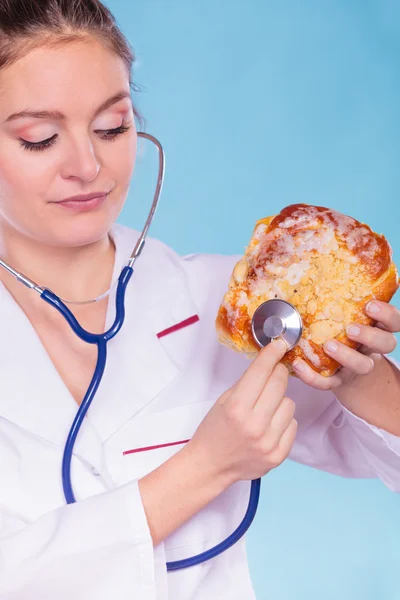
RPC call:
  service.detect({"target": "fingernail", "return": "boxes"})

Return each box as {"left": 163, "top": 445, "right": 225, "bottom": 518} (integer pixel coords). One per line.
{"left": 325, "top": 341, "right": 338, "bottom": 353}
{"left": 347, "top": 325, "right": 360, "bottom": 337}
{"left": 273, "top": 339, "right": 287, "bottom": 352}
{"left": 367, "top": 302, "right": 380, "bottom": 314}
{"left": 293, "top": 360, "right": 306, "bottom": 372}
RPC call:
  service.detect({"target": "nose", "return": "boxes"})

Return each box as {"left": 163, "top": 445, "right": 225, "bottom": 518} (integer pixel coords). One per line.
{"left": 60, "top": 135, "right": 101, "bottom": 182}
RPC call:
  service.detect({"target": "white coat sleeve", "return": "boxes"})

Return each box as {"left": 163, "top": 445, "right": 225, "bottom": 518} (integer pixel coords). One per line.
{"left": 287, "top": 360, "right": 400, "bottom": 493}
{"left": 0, "top": 481, "right": 156, "bottom": 599}
{"left": 180, "top": 251, "right": 400, "bottom": 493}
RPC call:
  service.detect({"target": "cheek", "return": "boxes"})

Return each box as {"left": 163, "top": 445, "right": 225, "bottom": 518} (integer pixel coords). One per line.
{"left": 0, "top": 150, "right": 54, "bottom": 216}
{"left": 107, "top": 131, "right": 137, "bottom": 187}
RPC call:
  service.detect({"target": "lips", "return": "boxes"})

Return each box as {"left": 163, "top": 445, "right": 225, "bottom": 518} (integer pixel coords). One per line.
{"left": 53, "top": 191, "right": 109, "bottom": 211}
{"left": 57, "top": 191, "right": 109, "bottom": 204}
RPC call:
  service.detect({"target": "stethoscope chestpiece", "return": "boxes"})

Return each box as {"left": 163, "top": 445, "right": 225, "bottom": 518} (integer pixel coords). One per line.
{"left": 251, "top": 299, "right": 303, "bottom": 350}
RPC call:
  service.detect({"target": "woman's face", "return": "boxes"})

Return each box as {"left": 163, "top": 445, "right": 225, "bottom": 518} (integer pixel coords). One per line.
{"left": 0, "top": 37, "right": 137, "bottom": 248}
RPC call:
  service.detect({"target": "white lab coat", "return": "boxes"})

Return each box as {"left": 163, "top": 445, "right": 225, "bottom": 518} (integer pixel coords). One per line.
{"left": 0, "top": 223, "right": 399, "bottom": 599}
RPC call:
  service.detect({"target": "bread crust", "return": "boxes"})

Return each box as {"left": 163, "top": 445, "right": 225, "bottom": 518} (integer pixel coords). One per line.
{"left": 216, "top": 204, "right": 399, "bottom": 377}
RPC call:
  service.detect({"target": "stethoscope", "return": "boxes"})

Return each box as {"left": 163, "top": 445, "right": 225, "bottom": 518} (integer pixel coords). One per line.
{"left": 0, "top": 132, "right": 303, "bottom": 571}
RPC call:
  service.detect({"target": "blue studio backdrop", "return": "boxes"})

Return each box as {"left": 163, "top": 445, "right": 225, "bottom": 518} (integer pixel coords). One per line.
{"left": 109, "top": 1, "right": 399, "bottom": 598}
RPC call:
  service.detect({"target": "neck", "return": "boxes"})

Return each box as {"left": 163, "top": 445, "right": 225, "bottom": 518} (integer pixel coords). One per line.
{"left": 0, "top": 224, "right": 116, "bottom": 304}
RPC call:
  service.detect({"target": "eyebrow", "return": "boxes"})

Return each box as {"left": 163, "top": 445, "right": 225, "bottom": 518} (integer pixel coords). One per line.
{"left": 4, "top": 90, "right": 131, "bottom": 123}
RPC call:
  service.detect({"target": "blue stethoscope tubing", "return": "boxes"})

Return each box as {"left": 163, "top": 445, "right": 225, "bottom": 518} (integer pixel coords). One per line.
{"left": 42, "top": 269, "right": 261, "bottom": 571}
{"left": 0, "top": 132, "right": 261, "bottom": 571}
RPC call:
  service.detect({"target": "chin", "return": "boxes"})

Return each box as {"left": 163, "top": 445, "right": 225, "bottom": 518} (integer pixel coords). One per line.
{"left": 33, "top": 213, "right": 116, "bottom": 249}
{"left": 47, "top": 201, "right": 122, "bottom": 248}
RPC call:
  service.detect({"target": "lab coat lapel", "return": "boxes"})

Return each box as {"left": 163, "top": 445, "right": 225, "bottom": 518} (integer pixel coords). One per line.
{"left": 0, "top": 285, "right": 110, "bottom": 475}
{"left": 0, "top": 284, "right": 95, "bottom": 451}
{"left": 72, "top": 224, "right": 200, "bottom": 443}
{"left": 0, "top": 225, "right": 199, "bottom": 456}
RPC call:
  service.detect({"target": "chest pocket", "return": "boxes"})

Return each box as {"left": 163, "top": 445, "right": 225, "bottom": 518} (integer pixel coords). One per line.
{"left": 118, "top": 401, "right": 213, "bottom": 480}
{"left": 106, "top": 400, "right": 252, "bottom": 561}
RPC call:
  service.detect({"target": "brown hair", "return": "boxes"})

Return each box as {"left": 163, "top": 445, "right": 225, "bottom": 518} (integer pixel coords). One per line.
{"left": 0, "top": 0, "right": 141, "bottom": 120}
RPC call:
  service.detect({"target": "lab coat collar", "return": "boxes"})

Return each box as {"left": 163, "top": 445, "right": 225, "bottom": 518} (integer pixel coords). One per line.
{"left": 0, "top": 224, "right": 197, "bottom": 458}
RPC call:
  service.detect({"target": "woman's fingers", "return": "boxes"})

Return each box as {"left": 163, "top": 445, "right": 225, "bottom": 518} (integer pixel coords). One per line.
{"left": 253, "top": 363, "right": 289, "bottom": 421}
{"left": 345, "top": 323, "right": 397, "bottom": 355}
{"left": 269, "top": 396, "right": 296, "bottom": 436}
{"left": 276, "top": 418, "right": 298, "bottom": 460}
{"left": 227, "top": 339, "right": 288, "bottom": 409}
{"left": 258, "top": 415, "right": 298, "bottom": 470}
{"left": 365, "top": 301, "right": 400, "bottom": 333}
{"left": 253, "top": 396, "right": 296, "bottom": 455}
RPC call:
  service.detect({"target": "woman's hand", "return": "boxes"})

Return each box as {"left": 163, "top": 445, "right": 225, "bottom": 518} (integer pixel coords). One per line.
{"left": 186, "top": 339, "right": 297, "bottom": 487}
{"left": 292, "top": 300, "right": 400, "bottom": 391}
{"left": 139, "top": 339, "right": 295, "bottom": 546}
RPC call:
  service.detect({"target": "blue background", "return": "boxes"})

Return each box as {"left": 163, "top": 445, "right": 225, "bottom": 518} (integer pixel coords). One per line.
{"left": 109, "top": 1, "right": 400, "bottom": 598}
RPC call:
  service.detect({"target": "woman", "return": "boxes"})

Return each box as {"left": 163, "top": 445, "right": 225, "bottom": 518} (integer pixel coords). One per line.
{"left": 0, "top": 1, "right": 399, "bottom": 598}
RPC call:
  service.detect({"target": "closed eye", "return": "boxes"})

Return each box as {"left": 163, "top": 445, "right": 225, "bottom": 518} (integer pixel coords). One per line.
{"left": 19, "top": 124, "right": 132, "bottom": 152}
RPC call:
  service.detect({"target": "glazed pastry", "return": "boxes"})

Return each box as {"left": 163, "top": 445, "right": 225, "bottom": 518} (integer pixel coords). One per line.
{"left": 216, "top": 204, "right": 399, "bottom": 376}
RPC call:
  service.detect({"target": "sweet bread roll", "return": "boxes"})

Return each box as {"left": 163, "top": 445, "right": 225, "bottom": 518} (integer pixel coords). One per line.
{"left": 216, "top": 204, "right": 399, "bottom": 377}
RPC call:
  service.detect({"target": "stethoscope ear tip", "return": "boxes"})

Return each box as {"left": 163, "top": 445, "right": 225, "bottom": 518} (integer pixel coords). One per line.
{"left": 251, "top": 299, "right": 303, "bottom": 351}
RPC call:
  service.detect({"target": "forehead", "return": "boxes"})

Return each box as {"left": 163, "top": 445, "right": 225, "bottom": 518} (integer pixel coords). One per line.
{"left": 0, "top": 38, "right": 130, "bottom": 118}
